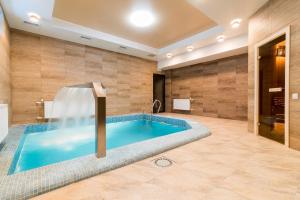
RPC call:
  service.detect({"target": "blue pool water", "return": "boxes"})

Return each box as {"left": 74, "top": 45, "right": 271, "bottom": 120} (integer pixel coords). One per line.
{"left": 9, "top": 119, "right": 187, "bottom": 174}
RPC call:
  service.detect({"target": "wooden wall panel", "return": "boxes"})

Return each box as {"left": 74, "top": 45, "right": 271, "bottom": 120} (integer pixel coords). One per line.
{"left": 248, "top": 0, "right": 300, "bottom": 150}
{"left": 10, "top": 30, "right": 157, "bottom": 124}
{"left": 165, "top": 54, "right": 248, "bottom": 121}
{"left": 0, "top": 6, "right": 10, "bottom": 122}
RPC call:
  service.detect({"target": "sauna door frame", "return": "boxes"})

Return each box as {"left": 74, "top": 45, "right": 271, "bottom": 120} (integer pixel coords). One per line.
{"left": 254, "top": 26, "right": 290, "bottom": 147}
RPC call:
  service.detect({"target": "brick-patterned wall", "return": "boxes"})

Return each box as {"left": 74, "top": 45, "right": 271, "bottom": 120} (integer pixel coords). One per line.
{"left": 248, "top": 0, "right": 300, "bottom": 150}
{"left": 165, "top": 54, "right": 248, "bottom": 121}
{"left": 10, "top": 30, "right": 157, "bottom": 124}
{"left": 0, "top": 6, "right": 10, "bottom": 121}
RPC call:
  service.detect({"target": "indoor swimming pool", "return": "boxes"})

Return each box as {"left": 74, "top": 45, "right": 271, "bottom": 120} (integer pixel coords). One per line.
{"left": 9, "top": 115, "right": 190, "bottom": 174}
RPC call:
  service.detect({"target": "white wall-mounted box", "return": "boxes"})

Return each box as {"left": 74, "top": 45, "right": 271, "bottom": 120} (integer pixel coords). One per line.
{"left": 173, "top": 99, "right": 191, "bottom": 111}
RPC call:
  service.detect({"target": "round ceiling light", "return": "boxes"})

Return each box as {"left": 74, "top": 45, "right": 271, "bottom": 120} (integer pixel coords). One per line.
{"left": 129, "top": 10, "right": 155, "bottom": 27}
{"left": 186, "top": 46, "right": 194, "bottom": 52}
{"left": 217, "top": 35, "right": 225, "bottom": 42}
{"left": 231, "top": 18, "right": 242, "bottom": 28}
{"left": 166, "top": 53, "right": 172, "bottom": 59}
{"left": 27, "top": 12, "right": 41, "bottom": 24}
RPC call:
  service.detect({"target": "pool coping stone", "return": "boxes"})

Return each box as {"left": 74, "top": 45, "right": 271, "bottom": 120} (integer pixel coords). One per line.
{"left": 0, "top": 113, "right": 211, "bottom": 200}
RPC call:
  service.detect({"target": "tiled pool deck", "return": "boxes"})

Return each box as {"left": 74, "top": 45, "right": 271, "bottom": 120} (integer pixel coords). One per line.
{"left": 33, "top": 113, "right": 300, "bottom": 200}
{"left": 0, "top": 114, "right": 210, "bottom": 200}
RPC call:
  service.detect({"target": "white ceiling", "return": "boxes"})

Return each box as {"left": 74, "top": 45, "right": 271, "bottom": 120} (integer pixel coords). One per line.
{"left": 52, "top": 0, "right": 216, "bottom": 48}
{"left": 0, "top": 0, "right": 268, "bottom": 70}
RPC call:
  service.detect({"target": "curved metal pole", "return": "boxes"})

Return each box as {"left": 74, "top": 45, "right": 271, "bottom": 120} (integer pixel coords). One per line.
{"left": 152, "top": 99, "right": 161, "bottom": 114}
{"left": 68, "top": 82, "right": 106, "bottom": 158}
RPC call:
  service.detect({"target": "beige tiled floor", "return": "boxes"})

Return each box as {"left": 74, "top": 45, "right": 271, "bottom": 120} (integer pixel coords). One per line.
{"left": 33, "top": 114, "right": 300, "bottom": 200}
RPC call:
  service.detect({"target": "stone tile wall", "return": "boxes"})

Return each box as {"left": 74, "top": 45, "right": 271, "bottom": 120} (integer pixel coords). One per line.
{"left": 165, "top": 54, "right": 248, "bottom": 121}
{"left": 0, "top": 6, "right": 10, "bottom": 121}
{"left": 248, "top": 0, "right": 300, "bottom": 150}
{"left": 10, "top": 30, "right": 157, "bottom": 124}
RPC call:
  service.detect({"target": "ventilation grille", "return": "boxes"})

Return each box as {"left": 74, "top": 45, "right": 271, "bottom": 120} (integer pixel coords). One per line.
{"left": 147, "top": 54, "right": 156, "bottom": 58}
{"left": 119, "top": 46, "right": 127, "bottom": 50}
{"left": 23, "top": 21, "right": 39, "bottom": 26}
{"left": 80, "top": 35, "right": 92, "bottom": 40}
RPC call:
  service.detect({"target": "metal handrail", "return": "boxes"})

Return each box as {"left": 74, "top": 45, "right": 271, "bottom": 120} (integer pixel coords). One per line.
{"left": 150, "top": 99, "right": 161, "bottom": 121}
{"left": 152, "top": 99, "right": 161, "bottom": 114}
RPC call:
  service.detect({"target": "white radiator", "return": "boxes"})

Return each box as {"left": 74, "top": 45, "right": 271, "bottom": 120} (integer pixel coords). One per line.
{"left": 0, "top": 104, "right": 8, "bottom": 143}
{"left": 44, "top": 101, "right": 57, "bottom": 118}
{"left": 173, "top": 99, "right": 191, "bottom": 111}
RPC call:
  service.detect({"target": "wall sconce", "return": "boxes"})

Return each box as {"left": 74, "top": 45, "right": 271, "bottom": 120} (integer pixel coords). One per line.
{"left": 276, "top": 46, "right": 285, "bottom": 57}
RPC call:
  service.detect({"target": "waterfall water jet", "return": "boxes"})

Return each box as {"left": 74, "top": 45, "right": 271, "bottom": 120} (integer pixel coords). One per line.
{"left": 47, "top": 87, "right": 95, "bottom": 131}
{"left": 46, "top": 82, "right": 107, "bottom": 158}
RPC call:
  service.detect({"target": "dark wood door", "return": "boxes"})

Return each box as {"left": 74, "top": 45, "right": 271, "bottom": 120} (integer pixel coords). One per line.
{"left": 153, "top": 74, "right": 165, "bottom": 113}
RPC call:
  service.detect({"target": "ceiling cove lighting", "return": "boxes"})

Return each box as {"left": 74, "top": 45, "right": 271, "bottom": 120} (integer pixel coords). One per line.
{"left": 186, "top": 46, "right": 194, "bottom": 52}
{"left": 217, "top": 35, "right": 225, "bottom": 42}
{"left": 129, "top": 10, "right": 155, "bottom": 27}
{"left": 230, "top": 18, "right": 242, "bottom": 28}
{"left": 27, "top": 12, "right": 40, "bottom": 24}
{"left": 166, "top": 53, "right": 172, "bottom": 59}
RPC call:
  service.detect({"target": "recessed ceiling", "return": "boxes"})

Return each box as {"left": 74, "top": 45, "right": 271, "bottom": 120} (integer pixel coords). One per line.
{"left": 53, "top": 0, "right": 216, "bottom": 48}
{"left": 1, "top": 0, "right": 268, "bottom": 67}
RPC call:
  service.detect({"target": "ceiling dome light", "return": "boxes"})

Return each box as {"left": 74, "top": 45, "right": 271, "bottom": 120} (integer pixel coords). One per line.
{"left": 27, "top": 12, "right": 40, "bottom": 24}
{"left": 186, "top": 46, "right": 194, "bottom": 52}
{"left": 231, "top": 18, "right": 242, "bottom": 28}
{"left": 217, "top": 35, "right": 225, "bottom": 42}
{"left": 129, "top": 10, "right": 155, "bottom": 27}
{"left": 166, "top": 53, "right": 172, "bottom": 59}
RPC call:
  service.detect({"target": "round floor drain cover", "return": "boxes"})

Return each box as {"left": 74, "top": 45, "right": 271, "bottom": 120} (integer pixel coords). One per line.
{"left": 153, "top": 157, "right": 173, "bottom": 167}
